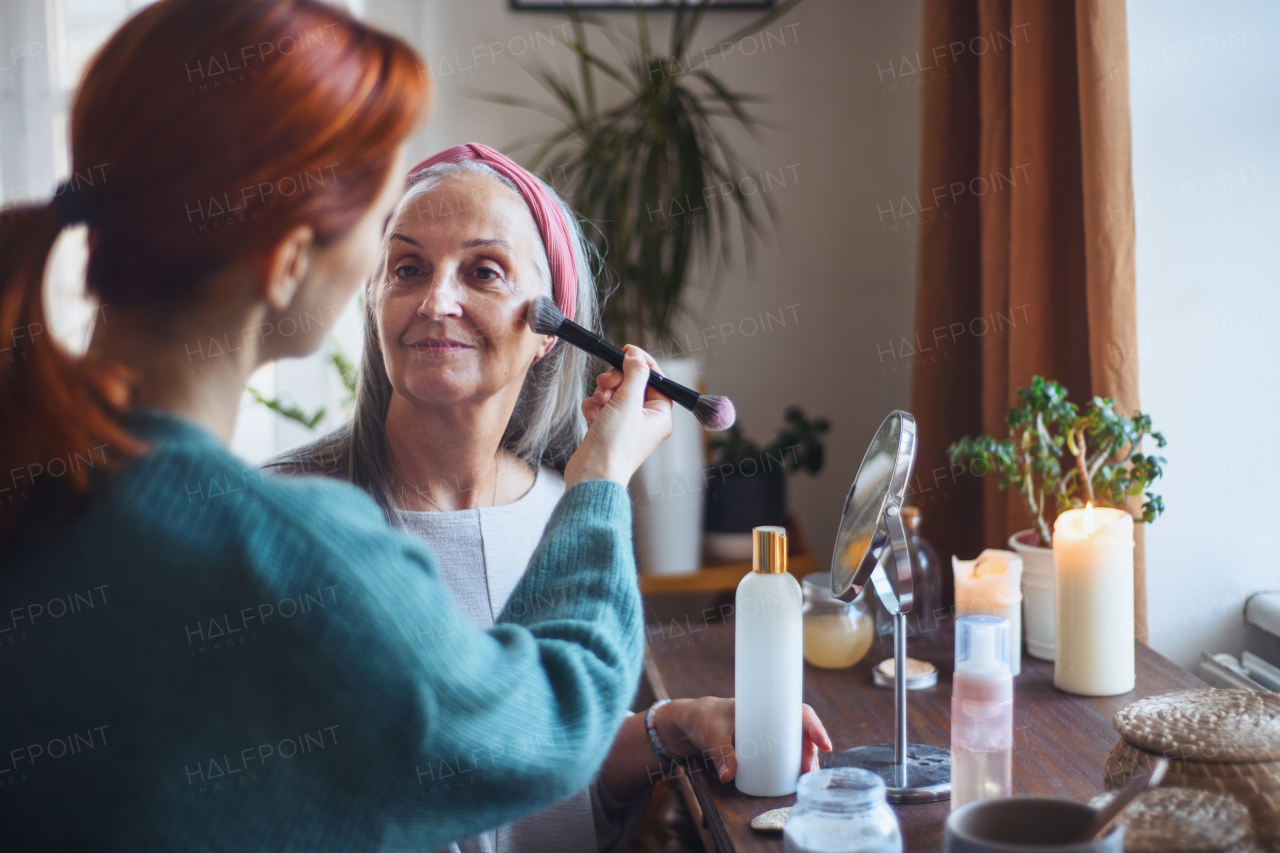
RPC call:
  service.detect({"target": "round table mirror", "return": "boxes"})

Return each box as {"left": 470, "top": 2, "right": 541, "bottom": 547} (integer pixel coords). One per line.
{"left": 830, "top": 410, "right": 917, "bottom": 613}
{"left": 823, "top": 409, "right": 950, "bottom": 803}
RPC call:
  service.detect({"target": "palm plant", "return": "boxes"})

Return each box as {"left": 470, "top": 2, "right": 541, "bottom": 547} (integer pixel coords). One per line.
{"left": 482, "top": 0, "right": 802, "bottom": 344}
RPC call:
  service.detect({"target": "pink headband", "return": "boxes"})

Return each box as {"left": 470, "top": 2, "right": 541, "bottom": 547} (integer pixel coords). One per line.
{"left": 408, "top": 143, "right": 577, "bottom": 329}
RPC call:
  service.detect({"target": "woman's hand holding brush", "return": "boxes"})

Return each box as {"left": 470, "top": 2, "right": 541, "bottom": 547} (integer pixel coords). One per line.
{"left": 582, "top": 352, "right": 663, "bottom": 424}
{"left": 565, "top": 346, "right": 673, "bottom": 488}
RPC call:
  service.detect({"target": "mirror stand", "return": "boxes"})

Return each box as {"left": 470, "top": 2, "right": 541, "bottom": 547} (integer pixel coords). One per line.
{"left": 824, "top": 603, "right": 951, "bottom": 802}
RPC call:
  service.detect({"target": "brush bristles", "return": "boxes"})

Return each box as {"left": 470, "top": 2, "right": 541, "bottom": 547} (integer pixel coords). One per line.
{"left": 693, "top": 395, "right": 736, "bottom": 432}
{"left": 528, "top": 295, "right": 567, "bottom": 336}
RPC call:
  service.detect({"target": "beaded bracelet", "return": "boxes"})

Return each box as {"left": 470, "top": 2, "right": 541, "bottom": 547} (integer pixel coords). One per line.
{"left": 645, "top": 699, "right": 672, "bottom": 760}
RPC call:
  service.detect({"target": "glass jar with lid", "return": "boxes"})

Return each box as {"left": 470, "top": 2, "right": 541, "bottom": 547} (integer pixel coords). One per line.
{"left": 802, "top": 571, "right": 873, "bottom": 669}
{"left": 784, "top": 767, "right": 903, "bottom": 853}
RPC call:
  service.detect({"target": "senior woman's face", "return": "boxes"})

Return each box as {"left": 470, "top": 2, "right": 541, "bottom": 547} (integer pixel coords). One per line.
{"left": 376, "top": 172, "right": 555, "bottom": 408}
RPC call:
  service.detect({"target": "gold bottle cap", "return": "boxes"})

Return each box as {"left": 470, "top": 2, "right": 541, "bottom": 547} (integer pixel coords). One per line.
{"left": 752, "top": 526, "right": 788, "bottom": 574}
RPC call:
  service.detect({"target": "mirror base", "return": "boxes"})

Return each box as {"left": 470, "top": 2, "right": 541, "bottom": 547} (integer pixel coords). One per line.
{"left": 824, "top": 743, "right": 951, "bottom": 804}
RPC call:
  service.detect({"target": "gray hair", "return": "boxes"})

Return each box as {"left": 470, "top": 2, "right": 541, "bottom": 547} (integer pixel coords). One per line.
{"left": 265, "top": 160, "right": 601, "bottom": 520}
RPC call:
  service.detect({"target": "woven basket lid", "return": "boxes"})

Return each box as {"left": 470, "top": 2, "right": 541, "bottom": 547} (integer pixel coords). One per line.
{"left": 1091, "top": 787, "right": 1262, "bottom": 853}
{"left": 1113, "top": 689, "right": 1280, "bottom": 763}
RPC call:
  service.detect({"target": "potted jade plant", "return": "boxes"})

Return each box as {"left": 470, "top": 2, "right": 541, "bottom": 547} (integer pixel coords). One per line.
{"left": 485, "top": 1, "right": 800, "bottom": 574}
{"left": 947, "top": 376, "right": 1167, "bottom": 660}
{"left": 703, "top": 407, "right": 829, "bottom": 562}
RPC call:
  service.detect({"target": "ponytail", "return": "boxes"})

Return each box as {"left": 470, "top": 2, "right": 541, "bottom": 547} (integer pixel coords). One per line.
{"left": 0, "top": 203, "right": 141, "bottom": 540}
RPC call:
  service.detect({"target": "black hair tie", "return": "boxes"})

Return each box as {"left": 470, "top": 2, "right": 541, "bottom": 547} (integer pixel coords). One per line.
{"left": 52, "top": 180, "right": 98, "bottom": 226}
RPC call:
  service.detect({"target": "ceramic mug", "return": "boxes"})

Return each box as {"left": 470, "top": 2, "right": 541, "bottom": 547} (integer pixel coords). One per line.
{"left": 946, "top": 797, "right": 1123, "bottom": 853}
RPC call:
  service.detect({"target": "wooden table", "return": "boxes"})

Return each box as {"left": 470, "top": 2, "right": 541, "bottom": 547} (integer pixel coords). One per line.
{"left": 643, "top": 617, "right": 1204, "bottom": 853}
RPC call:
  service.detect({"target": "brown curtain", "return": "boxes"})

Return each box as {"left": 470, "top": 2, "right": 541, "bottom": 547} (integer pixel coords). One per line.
{"left": 911, "top": 0, "right": 1145, "bottom": 638}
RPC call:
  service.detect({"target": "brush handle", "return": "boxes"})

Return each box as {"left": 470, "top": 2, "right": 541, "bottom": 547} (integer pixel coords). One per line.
{"left": 554, "top": 318, "right": 701, "bottom": 410}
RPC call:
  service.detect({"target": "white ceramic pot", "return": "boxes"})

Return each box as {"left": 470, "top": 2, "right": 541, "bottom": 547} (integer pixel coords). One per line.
{"left": 631, "top": 356, "right": 705, "bottom": 576}
{"left": 1009, "top": 529, "right": 1055, "bottom": 661}
{"left": 703, "top": 531, "right": 754, "bottom": 563}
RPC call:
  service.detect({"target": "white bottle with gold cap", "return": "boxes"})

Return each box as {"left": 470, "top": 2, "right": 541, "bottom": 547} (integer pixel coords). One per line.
{"left": 734, "top": 525, "right": 804, "bottom": 796}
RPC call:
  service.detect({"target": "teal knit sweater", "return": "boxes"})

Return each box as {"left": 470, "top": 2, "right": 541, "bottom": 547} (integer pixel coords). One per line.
{"left": 0, "top": 410, "right": 643, "bottom": 851}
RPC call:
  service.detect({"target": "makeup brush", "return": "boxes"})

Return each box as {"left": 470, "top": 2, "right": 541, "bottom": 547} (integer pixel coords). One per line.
{"left": 528, "top": 295, "right": 736, "bottom": 431}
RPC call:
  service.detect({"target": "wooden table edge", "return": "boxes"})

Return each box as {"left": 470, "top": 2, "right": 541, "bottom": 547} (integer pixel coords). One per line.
{"left": 643, "top": 647, "right": 734, "bottom": 853}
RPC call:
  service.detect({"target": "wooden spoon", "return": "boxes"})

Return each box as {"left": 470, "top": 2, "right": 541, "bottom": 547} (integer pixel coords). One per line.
{"left": 1071, "top": 757, "right": 1169, "bottom": 843}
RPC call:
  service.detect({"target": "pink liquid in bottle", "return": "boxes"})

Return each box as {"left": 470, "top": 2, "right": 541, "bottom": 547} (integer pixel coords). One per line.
{"left": 950, "top": 615, "right": 1013, "bottom": 810}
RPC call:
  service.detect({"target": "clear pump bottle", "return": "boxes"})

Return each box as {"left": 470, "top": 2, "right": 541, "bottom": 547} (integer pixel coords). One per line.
{"left": 950, "top": 615, "right": 1013, "bottom": 810}
{"left": 735, "top": 526, "right": 803, "bottom": 796}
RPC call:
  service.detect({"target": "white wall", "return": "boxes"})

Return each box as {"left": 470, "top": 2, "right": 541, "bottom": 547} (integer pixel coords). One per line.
{"left": 344, "top": 0, "right": 922, "bottom": 562}
{"left": 1127, "top": 0, "right": 1280, "bottom": 668}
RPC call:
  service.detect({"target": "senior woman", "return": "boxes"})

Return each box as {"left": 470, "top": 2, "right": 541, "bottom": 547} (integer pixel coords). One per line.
{"left": 267, "top": 145, "right": 832, "bottom": 853}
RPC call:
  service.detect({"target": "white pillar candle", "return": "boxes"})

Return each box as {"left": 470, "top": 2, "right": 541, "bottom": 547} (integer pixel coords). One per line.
{"left": 952, "top": 550, "right": 1023, "bottom": 675}
{"left": 1052, "top": 505, "right": 1135, "bottom": 696}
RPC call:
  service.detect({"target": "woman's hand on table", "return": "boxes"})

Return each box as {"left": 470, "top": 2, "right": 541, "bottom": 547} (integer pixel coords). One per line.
{"left": 657, "top": 697, "right": 833, "bottom": 783}
{"left": 599, "top": 697, "right": 832, "bottom": 802}
{"left": 564, "top": 345, "right": 672, "bottom": 488}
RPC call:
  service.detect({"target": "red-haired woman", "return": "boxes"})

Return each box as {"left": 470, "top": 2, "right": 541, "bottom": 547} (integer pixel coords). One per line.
{"left": 0, "top": 1, "right": 671, "bottom": 849}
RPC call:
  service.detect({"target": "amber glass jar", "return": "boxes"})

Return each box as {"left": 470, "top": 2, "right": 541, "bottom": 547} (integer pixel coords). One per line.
{"left": 802, "top": 572, "right": 874, "bottom": 669}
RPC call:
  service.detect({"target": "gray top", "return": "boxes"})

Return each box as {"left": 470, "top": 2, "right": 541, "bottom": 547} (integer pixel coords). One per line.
{"left": 395, "top": 469, "right": 650, "bottom": 853}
